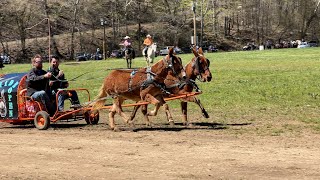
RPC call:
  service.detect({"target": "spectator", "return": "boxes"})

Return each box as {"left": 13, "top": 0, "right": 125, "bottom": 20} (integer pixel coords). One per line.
{"left": 0, "top": 58, "right": 4, "bottom": 69}
{"left": 26, "top": 54, "right": 54, "bottom": 115}
{"left": 143, "top": 34, "right": 153, "bottom": 57}
{"left": 48, "top": 56, "right": 81, "bottom": 111}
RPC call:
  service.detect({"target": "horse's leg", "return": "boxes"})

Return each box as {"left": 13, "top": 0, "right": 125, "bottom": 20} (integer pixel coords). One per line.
{"left": 141, "top": 93, "right": 164, "bottom": 126}
{"left": 115, "top": 97, "right": 131, "bottom": 125}
{"left": 126, "top": 58, "right": 129, "bottom": 69}
{"left": 129, "top": 104, "right": 141, "bottom": 122}
{"left": 146, "top": 95, "right": 174, "bottom": 125}
{"left": 129, "top": 58, "right": 132, "bottom": 69}
{"left": 181, "top": 101, "right": 188, "bottom": 125}
{"left": 163, "top": 104, "right": 174, "bottom": 126}
{"left": 180, "top": 96, "right": 209, "bottom": 125}
{"left": 108, "top": 102, "right": 118, "bottom": 131}
{"left": 144, "top": 94, "right": 161, "bottom": 116}
{"left": 141, "top": 104, "right": 152, "bottom": 126}
{"left": 145, "top": 57, "right": 150, "bottom": 67}
{"left": 193, "top": 97, "right": 209, "bottom": 118}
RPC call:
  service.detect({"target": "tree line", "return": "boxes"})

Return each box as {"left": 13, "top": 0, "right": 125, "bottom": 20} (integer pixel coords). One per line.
{"left": 0, "top": 0, "right": 319, "bottom": 62}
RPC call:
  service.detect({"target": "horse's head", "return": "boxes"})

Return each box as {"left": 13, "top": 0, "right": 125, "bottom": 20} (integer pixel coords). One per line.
{"left": 163, "top": 48, "right": 186, "bottom": 79}
{"left": 190, "top": 47, "right": 212, "bottom": 82}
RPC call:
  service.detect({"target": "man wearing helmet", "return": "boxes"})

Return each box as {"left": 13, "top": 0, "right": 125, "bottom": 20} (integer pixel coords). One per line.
{"left": 143, "top": 34, "right": 153, "bottom": 57}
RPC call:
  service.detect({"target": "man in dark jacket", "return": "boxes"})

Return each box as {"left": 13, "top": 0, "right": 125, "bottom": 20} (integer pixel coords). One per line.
{"left": 48, "top": 56, "right": 80, "bottom": 111}
{"left": 26, "top": 54, "right": 54, "bottom": 114}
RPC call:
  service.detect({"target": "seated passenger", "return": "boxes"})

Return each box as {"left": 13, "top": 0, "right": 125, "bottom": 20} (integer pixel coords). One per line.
{"left": 48, "top": 56, "right": 81, "bottom": 112}
{"left": 26, "top": 54, "right": 54, "bottom": 115}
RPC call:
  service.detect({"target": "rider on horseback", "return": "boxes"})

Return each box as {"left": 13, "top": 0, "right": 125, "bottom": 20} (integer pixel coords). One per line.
{"left": 143, "top": 34, "right": 153, "bottom": 58}
{"left": 120, "top": 36, "right": 135, "bottom": 59}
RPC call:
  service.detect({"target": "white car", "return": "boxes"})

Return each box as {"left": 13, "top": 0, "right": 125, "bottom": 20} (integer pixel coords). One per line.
{"left": 297, "top": 42, "right": 310, "bottom": 48}
{"left": 159, "top": 46, "right": 182, "bottom": 55}
{"left": 159, "top": 46, "right": 174, "bottom": 56}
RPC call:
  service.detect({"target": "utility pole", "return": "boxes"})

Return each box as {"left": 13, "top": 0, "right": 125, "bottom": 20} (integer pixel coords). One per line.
{"left": 100, "top": 18, "right": 107, "bottom": 60}
{"left": 200, "top": 0, "right": 203, "bottom": 47}
{"left": 192, "top": 1, "right": 197, "bottom": 47}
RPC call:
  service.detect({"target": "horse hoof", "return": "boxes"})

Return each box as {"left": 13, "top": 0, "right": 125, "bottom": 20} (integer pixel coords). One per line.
{"left": 202, "top": 110, "right": 209, "bottom": 118}
{"left": 128, "top": 121, "right": 135, "bottom": 128}
{"left": 145, "top": 122, "right": 152, "bottom": 127}
{"left": 183, "top": 121, "right": 192, "bottom": 127}
{"left": 169, "top": 121, "right": 175, "bottom": 126}
{"left": 112, "top": 127, "right": 121, "bottom": 132}
{"left": 188, "top": 123, "right": 194, "bottom": 128}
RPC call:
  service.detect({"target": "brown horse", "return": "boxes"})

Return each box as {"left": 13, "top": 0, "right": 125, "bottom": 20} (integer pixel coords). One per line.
{"left": 92, "top": 48, "right": 186, "bottom": 130}
{"left": 124, "top": 48, "right": 134, "bottom": 68}
{"left": 130, "top": 47, "right": 212, "bottom": 125}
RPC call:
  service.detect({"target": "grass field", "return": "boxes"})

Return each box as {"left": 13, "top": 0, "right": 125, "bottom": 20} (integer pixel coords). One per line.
{"left": 2, "top": 48, "right": 320, "bottom": 134}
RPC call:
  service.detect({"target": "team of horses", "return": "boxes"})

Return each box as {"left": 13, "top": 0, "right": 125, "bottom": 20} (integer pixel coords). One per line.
{"left": 92, "top": 47, "right": 212, "bottom": 131}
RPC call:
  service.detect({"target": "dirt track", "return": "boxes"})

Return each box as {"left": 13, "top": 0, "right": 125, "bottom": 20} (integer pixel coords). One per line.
{"left": 1, "top": 116, "right": 320, "bottom": 180}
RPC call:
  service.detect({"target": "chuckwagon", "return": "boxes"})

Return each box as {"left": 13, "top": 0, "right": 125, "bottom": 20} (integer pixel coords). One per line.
{"left": 0, "top": 73, "right": 99, "bottom": 130}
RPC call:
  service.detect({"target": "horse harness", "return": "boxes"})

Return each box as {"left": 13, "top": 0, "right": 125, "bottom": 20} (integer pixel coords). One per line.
{"left": 127, "top": 56, "right": 179, "bottom": 95}
{"left": 166, "top": 78, "right": 201, "bottom": 92}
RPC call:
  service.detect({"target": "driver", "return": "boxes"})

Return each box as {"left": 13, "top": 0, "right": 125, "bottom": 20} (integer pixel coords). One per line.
{"left": 26, "top": 54, "right": 54, "bottom": 115}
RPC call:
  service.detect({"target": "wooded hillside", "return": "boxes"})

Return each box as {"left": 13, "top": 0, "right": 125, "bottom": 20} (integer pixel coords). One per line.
{"left": 0, "top": 0, "right": 319, "bottom": 63}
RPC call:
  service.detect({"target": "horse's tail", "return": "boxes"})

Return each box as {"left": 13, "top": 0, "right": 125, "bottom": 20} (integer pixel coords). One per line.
{"left": 92, "top": 83, "right": 108, "bottom": 110}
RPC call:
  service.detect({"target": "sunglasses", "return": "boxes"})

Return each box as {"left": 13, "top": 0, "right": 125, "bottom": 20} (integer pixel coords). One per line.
{"left": 35, "top": 61, "right": 43, "bottom": 64}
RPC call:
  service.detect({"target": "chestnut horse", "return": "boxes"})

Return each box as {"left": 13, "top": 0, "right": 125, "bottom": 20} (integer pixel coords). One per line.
{"left": 130, "top": 47, "right": 212, "bottom": 125}
{"left": 92, "top": 48, "right": 186, "bottom": 130}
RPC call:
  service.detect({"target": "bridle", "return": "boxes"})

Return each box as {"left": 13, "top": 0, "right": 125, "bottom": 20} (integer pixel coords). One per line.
{"left": 192, "top": 55, "right": 210, "bottom": 82}
{"left": 163, "top": 55, "right": 185, "bottom": 78}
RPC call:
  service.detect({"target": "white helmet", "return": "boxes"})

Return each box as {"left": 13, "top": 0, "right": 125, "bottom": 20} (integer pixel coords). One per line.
{"left": 146, "top": 34, "right": 151, "bottom": 38}
{"left": 124, "top": 36, "right": 130, "bottom": 39}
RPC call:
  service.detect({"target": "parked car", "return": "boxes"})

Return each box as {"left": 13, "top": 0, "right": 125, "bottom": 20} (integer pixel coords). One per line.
{"left": 297, "top": 42, "right": 310, "bottom": 48}
{"left": 308, "top": 41, "right": 318, "bottom": 47}
{"left": 76, "top": 53, "right": 90, "bottom": 61}
{"left": 91, "top": 53, "right": 103, "bottom": 60}
{"left": 110, "top": 50, "right": 123, "bottom": 58}
{"left": 159, "top": 46, "right": 176, "bottom": 56}
{"left": 174, "top": 47, "right": 183, "bottom": 54}
{"left": 208, "top": 45, "right": 218, "bottom": 52}
{"left": 181, "top": 47, "right": 192, "bottom": 53}
{"left": 1, "top": 54, "right": 11, "bottom": 64}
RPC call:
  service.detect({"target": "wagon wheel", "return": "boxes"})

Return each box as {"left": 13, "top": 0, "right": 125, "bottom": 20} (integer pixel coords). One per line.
{"left": 34, "top": 111, "right": 50, "bottom": 130}
{"left": 84, "top": 111, "right": 99, "bottom": 125}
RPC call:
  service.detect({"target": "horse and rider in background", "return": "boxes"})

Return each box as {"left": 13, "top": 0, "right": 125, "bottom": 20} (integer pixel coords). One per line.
{"left": 142, "top": 34, "right": 157, "bottom": 66}
{"left": 120, "top": 36, "right": 135, "bottom": 68}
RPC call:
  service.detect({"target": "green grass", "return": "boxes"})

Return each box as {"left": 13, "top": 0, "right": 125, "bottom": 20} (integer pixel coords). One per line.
{"left": 3, "top": 48, "right": 320, "bottom": 134}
